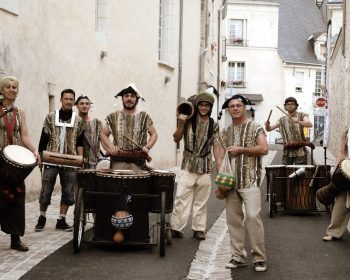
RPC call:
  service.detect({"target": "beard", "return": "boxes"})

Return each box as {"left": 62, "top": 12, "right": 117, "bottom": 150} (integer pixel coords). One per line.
{"left": 123, "top": 102, "right": 137, "bottom": 110}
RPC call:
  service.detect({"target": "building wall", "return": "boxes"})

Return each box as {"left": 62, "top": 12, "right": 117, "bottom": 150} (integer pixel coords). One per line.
{"left": 222, "top": 1, "right": 283, "bottom": 131}
{"left": 0, "top": 0, "right": 220, "bottom": 200}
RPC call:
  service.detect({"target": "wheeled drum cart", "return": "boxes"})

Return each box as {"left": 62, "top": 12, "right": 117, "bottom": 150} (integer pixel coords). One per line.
{"left": 265, "top": 164, "right": 331, "bottom": 217}
{"left": 73, "top": 169, "right": 175, "bottom": 257}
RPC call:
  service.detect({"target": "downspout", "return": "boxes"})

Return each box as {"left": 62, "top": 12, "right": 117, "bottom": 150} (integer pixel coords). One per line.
{"left": 199, "top": 0, "right": 209, "bottom": 92}
{"left": 217, "top": 4, "right": 225, "bottom": 119}
{"left": 176, "top": 0, "right": 184, "bottom": 165}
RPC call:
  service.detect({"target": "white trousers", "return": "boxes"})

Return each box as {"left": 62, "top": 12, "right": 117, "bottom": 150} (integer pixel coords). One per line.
{"left": 226, "top": 186, "right": 267, "bottom": 263}
{"left": 326, "top": 191, "right": 350, "bottom": 238}
{"left": 171, "top": 170, "right": 211, "bottom": 232}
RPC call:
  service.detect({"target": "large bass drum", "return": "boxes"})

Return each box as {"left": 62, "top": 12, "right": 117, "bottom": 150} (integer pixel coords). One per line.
{"left": 0, "top": 145, "right": 36, "bottom": 184}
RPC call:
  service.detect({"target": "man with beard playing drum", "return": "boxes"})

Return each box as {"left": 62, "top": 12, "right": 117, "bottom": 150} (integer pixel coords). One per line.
{"left": 322, "top": 128, "right": 350, "bottom": 241}
{"left": 100, "top": 83, "right": 158, "bottom": 170}
{"left": 0, "top": 76, "right": 39, "bottom": 251}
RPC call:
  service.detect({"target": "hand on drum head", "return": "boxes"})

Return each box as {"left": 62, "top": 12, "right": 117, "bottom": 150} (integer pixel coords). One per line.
{"left": 177, "top": 114, "right": 188, "bottom": 123}
{"left": 105, "top": 146, "right": 120, "bottom": 157}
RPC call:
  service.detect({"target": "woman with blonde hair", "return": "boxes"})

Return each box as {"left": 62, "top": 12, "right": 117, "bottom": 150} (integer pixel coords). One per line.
{"left": 0, "top": 76, "right": 39, "bottom": 251}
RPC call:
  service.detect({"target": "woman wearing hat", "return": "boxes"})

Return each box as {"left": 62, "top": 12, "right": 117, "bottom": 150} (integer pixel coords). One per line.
{"left": 170, "top": 91, "right": 222, "bottom": 240}
{"left": 265, "top": 97, "right": 312, "bottom": 165}
{"left": 0, "top": 76, "right": 39, "bottom": 251}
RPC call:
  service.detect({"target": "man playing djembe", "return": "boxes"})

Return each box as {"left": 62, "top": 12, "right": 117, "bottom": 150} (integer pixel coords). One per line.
{"left": 35, "top": 89, "right": 85, "bottom": 232}
{"left": 265, "top": 97, "right": 313, "bottom": 164}
{"left": 100, "top": 83, "right": 158, "bottom": 170}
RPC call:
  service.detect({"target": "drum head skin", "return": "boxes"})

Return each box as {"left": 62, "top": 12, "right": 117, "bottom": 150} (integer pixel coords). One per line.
{"left": 341, "top": 159, "right": 350, "bottom": 179}
{"left": 96, "top": 159, "right": 110, "bottom": 170}
{"left": 3, "top": 145, "right": 36, "bottom": 166}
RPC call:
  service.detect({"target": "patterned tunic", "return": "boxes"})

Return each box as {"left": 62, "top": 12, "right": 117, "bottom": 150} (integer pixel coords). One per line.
{"left": 83, "top": 118, "right": 103, "bottom": 166}
{"left": 278, "top": 112, "right": 307, "bottom": 158}
{"left": 221, "top": 120, "right": 265, "bottom": 188}
{"left": 181, "top": 118, "right": 221, "bottom": 174}
{"left": 106, "top": 111, "right": 153, "bottom": 150}
{"left": 0, "top": 106, "right": 22, "bottom": 148}
{"left": 43, "top": 111, "right": 84, "bottom": 155}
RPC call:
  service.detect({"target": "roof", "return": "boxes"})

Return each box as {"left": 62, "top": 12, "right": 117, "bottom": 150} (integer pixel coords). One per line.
{"left": 278, "top": 0, "right": 327, "bottom": 65}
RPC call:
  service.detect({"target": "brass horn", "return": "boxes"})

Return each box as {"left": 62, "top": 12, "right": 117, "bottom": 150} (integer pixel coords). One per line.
{"left": 177, "top": 101, "right": 194, "bottom": 119}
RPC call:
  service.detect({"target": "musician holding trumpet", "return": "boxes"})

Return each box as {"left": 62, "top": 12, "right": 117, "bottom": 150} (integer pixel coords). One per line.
{"left": 264, "top": 97, "right": 312, "bottom": 165}
{"left": 100, "top": 83, "right": 158, "bottom": 170}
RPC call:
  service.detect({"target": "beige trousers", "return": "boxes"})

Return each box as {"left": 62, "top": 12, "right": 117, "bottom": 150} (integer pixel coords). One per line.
{"left": 226, "top": 186, "right": 267, "bottom": 263}
{"left": 171, "top": 170, "right": 211, "bottom": 232}
{"left": 326, "top": 191, "right": 350, "bottom": 238}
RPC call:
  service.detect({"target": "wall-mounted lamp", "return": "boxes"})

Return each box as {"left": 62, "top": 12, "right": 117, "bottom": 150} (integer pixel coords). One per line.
{"left": 100, "top": 50, "right": 107, "bottom": 59}
{"left": 249, "top": 106, "right": 255, "bottom": 119}
{"left": 165, "top": 75, "right": 171, "bottom": 84}
{"left": 315, "top": 0, "right": 324, "bottom": 9}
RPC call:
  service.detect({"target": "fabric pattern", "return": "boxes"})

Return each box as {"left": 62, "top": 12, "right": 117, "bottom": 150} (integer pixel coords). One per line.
{"left": 83, "top": 118, "right": 102, "bottom": 166}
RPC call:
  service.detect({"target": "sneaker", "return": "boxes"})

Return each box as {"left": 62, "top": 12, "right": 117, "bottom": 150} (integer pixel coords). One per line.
{"left": 56, "top": 217, "right": 73, "bottom": 232}
{"left": 171, "top": 230, "right": 183, "bottom": 238}
{"left": 322, "top": 235, "right": 340, "bottom": 242}
{"left": 35, "top": 215, "right": 46, "bottom": 232}
{"left": 11, "top": 241, "right": 29, "bottom": 252}
{"left": 254, "top": 261, "right": 267, "bottom": 272}
{"left": 225, "top": 259, "right": 247, "bottom": 269}
{"left": 193, "top": 231, "right": 206, "bottom": 240}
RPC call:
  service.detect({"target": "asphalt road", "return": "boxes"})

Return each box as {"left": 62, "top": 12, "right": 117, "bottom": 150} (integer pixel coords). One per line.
{"left": 21, "top": 145, "right": 350, "bottom": 280}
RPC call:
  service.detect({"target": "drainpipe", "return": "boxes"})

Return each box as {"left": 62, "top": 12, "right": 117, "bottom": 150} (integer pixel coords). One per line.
{"left": 176, "top": 0, "right": 184, "bottom": 165}
{"left": 217, "top": 4, "right": 225, "bottom": 119}
{"left": 199, "top": 0, "right": 209, "bottom": 92}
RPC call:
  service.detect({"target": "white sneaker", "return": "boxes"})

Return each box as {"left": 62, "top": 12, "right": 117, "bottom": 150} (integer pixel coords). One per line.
{"left": 225, "top": 259, "right": 247, "bottom": 269}
{"left": 254, "top": 262, "right": 267, "bottom": 272}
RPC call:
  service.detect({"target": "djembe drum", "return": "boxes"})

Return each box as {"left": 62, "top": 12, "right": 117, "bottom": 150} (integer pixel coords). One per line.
{"left": 42, "top": 151, "right": 83, "bottom": 168}
{"left": 0, "top": 145, "right": 37, "bottom": 184}
{"left": 149, "top": 170, "right": 176, "bottom": 213}
{"left": 94, "top": 170, "right": 150, "bottom": 243}
{"left": 316, "top": 160, "right": 350, "bottom": 205}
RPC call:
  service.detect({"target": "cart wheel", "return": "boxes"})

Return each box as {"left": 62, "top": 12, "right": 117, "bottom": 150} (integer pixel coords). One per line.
{"left": 73, "top": 188, "right": 85, "bottom": 253}
{"left": 159, "top": 191, "right": 166, "bottom": 257}
{"left": 166, "top": 224, "right": 172, "bottom": 246}
{"left": 268, "top": 172, "right": 275, "bottom": 218}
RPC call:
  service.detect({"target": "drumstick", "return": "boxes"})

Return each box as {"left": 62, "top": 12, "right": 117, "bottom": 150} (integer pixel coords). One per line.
{"left": 276, "top": 106, "right": 293, "bottom": 120}
{"left": 266, "top": 109, "right": 272, "bottom": 123}
{"left": 309, "top": 165, "right": 320, "bottom": 188}
{"left": 122, "top": 134, "right": 152, "bottom": 162}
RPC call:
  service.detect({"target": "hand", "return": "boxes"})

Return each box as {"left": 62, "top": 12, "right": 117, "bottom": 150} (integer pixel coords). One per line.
{"left": 177, "top": 114, "right": 188, "bottom": 124}
{"left": 226, "top": 146, "right": 241, "bottom": 157}
{"left": 291, "top": 117, "right": 299, "bottom": 123}
{"left": 142, "top": 146, "right": 150, "bottom": 154}
{"left": 215, "top": 189, "right": 227, "bottom": 200}
{"left": 107, "top": 145, "right": 120, "bottom": 156}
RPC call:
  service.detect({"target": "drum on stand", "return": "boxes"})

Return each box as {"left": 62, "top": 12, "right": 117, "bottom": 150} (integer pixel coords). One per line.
{"left": 265, "top": 165, "right": 286, "bottom": 209}
{"left": 0, "top": 145, "right": 37, "bottom": 184}
{"left": 94, "top": 170, "right": 150, "bottom": 242}
{"left": 149, "top": 170, "right": 176, "bottom": 213}
{"left": 286, "top": 165, "right": 316, "bottom": 210}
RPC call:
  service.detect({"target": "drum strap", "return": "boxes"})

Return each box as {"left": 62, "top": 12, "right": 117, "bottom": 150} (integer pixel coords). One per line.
{"left": 0, "top": 107, "right": 17, "bottom": 145}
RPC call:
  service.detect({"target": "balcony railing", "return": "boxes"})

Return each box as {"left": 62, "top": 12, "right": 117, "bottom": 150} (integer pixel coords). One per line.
{"left": 227, "top": 38, "right": 248, "bottom": 47}
{"left": 227, "top": 80, "right": 246, "bottom": 88}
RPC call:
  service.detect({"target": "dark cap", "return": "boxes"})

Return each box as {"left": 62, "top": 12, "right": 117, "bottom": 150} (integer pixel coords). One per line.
{"left": 221, "top": 94, "right": 251, "bottom": 110}
{"left": 115, "top": 83, "right": 144, "bottom": 101}
{"left": 74, "top": 95, "right": 91, "bottom": 105}
{"left": 284, "top": 97, "right": 298, "bottom": 106}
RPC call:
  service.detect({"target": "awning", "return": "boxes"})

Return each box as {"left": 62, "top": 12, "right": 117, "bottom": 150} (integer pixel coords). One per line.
{"left": 243, "top": 94, "right": 264, "bottom": 102}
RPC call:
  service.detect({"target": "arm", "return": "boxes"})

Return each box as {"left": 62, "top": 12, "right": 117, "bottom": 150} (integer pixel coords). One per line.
{"left": 291, "top": 115, "right": 313, "bottom": 128}
{"left": 173, "top": 114, "right": 187, "bottom": 143}
{"left": 100, "top": 124, "right": 119, "bottom": 156}
{"left": 19, "top": 111, "right": 40, "bottom": 161}
{"left": 227, "top": 131, "right": 268, "bottom": 157}
{"left": 213, "top": 140, "right": 225, "bottom": 172}
{"left": 264, "top": 121, "right": 279, "bottom": 132}
{"left": 142, "top": 125, "right": 158, "bottom": 153}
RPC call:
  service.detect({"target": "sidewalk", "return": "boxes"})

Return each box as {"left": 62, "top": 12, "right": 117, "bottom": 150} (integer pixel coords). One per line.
{"left": 0, "top": 147, "right": 341, "bottom": 280}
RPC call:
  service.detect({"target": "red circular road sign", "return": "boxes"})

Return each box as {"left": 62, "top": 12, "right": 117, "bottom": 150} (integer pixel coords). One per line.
{"left": 316, "top": 97, "right": 327, "bottom": 108}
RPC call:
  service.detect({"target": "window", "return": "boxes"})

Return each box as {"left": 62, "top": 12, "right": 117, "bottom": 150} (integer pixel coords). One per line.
{"left": 228, "top": 19, "right": 247, "bottom": 46}
{"left": 95, "top": 0, "right": 108, "bottom": 34}
{"left": 158, "top": 0, "right": 175, "bottom": 67}
{"left": 295, "top": 71, "right": 304, "bottom": 92}
{"left": 227, "top": 62, "right": 245, "bottom": 87}
{"left": 314, "top": 70, "right": 322, "bottom": 96}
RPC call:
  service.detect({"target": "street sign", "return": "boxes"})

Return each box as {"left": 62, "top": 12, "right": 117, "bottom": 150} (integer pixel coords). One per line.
{"left": 316, "top": 97, "right": 327, "bottom": 108}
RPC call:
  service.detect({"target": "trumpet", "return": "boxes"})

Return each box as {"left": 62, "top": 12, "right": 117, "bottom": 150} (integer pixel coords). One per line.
{"left": 176, "top": 100, "right": 194, "bottom": 119}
